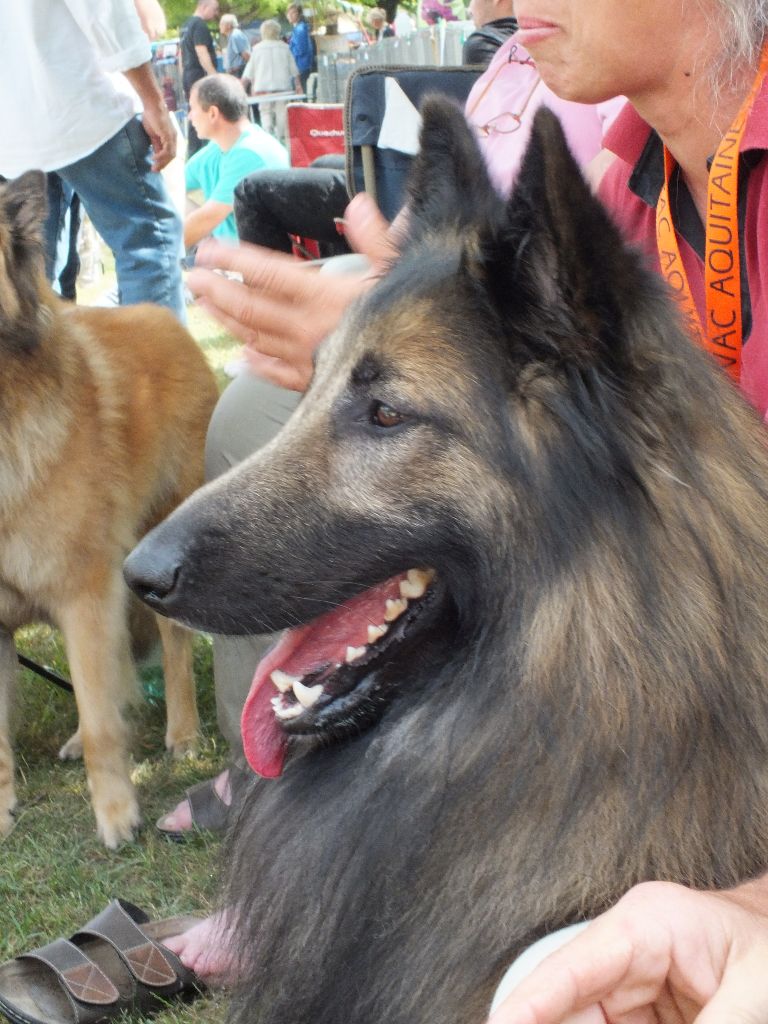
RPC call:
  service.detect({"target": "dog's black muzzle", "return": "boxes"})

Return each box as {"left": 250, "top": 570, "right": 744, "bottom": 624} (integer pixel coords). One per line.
{"left": 124, "top": 524, "right": 187, "bottom": 616}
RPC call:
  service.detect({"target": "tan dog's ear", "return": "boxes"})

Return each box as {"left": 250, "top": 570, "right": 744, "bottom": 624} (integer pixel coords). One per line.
{"left": 0, "top": 170, "right": 50, "bottom": 352}
{"left": 2, "top": 170, "right": 47, "bottom": 244}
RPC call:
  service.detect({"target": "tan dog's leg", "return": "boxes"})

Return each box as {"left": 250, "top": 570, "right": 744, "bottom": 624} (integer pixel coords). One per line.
{"left": 0, "top": 628, "right": 17, "bottom": 836}
{"left": 156, "top": 616, "right": 200, "bottom": 757}
{"left": 58, "top": 579, "right": 140, "bottom": 848}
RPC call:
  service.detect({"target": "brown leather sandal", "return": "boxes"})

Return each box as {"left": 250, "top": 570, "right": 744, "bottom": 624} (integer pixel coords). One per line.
{"left": 0, "top": 900, "right": 203, "bottom": 1024}
{"left": 155, "top": 764, "right": 253, "bottom": 843}
{"left": 155, "top": 776, "right": 231, "bottom": 843}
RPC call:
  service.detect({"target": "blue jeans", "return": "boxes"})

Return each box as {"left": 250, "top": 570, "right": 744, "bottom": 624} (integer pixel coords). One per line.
{"left": 45, "top": 177, "right": 81, "bottom": 300}
{"left": 43, "top": 115, "right": 185, "bottom": 321}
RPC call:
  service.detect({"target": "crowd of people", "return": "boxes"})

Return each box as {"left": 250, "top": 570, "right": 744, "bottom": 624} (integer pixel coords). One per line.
{"left": 4, "top": 0, "right": 768, "bottom": 1020}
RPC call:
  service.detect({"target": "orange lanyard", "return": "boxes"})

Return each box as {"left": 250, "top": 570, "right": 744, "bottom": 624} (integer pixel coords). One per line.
{"left": 655, "top": 45, "right": 768, "bottom": 381}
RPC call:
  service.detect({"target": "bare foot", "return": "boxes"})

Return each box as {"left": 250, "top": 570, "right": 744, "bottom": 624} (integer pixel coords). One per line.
{"left": 162, "top": 910, "right": 237, "bottom": 987}
{"left": 156, "top": 768, "right": 231, "bottom": 834}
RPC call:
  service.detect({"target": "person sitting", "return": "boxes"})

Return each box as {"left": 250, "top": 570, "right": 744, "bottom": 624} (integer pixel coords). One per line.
{"left": 184, "top": 72, "right": 288, "bottom": 252}
{"left": 462, "top": 0, "right": 517, "bottom": 66}
{"left": 242, "top": 19, "right": 299, "bottom": 146}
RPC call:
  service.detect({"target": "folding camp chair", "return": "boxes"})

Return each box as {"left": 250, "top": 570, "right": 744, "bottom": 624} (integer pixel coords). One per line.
{"left": 343, "top": 64, "right": 483, "bottom": 220}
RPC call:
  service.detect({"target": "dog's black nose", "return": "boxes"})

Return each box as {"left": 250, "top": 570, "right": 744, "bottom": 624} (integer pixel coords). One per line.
{"left": 123, "top": 542, "right": 182, "bottom": 611}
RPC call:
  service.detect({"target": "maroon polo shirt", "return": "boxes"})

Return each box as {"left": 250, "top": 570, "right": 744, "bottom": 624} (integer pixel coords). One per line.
{"left": 598, "top": 82, "right": 768, "bottom": 418}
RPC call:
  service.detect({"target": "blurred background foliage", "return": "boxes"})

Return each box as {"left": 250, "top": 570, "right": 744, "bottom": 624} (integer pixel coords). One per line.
{"left": 158, "top": 0, "right": 411, "bottom": 33}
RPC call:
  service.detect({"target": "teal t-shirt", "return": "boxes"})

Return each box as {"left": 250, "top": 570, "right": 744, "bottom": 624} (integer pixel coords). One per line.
{"left": 185, "top": 125, "right": 290, "bottom": 240}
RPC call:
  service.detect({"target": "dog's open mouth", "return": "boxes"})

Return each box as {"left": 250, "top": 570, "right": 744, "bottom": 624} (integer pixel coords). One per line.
{"left": 241, "top": 568, "right": 436, "bottom": 777}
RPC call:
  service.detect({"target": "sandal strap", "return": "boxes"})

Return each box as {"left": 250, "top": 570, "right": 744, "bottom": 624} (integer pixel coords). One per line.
{"left": 19, "top": 938, "right": 120, "bottom": 1006}
{"left": 72, "top": 901, "right": 184, "bottom": 991}
{"left": 186, "top": 779, "right": 230, "bottom": 831}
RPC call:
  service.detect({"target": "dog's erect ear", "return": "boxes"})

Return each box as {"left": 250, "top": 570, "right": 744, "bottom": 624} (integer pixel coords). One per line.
{"left": 1, "top": 170, "right": 47, "bottom": 243}
{"left": 489, "top": 107, "right": 643, "bottom": 370}
{"left": 405, "top": 95, "right": 499, "bottom": 238}
{"left": 0, "top": 171, "right": 50, "bottom": 353}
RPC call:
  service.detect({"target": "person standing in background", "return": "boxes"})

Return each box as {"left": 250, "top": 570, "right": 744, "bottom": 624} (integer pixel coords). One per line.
{"left": 242, "top": 20, "right": 299, "bottom": 144}
{"left": 286, "top": 3, "right": 313, "bottom": 94}
{"left": 0, "top": 0, "right": 185, "bottom": 320}
{"left": 220, "top": 13, "right": 251, "bottom": 78}
{"left": 180, "top": 0, "right": 220, "bottom": 157}
{"left": 367, "top": 8, "right": 395, "bottom": 40}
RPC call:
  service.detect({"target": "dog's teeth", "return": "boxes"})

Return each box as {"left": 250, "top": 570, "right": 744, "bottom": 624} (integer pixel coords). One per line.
{"left": 271, "top": 669, "right": 300, "bottom": 693}
{"left": 270, "top": 696, "right": 282, "bottom": 709}
{"left": 367, "top": 623, "right": 388, "bottom": 643}
{"left": 346, "top": 645, "right": 367, "bottom": 663}
{"left": 384, "top": 598, "right": 408, "bottom": 622}
{"left": 293, "top": 680, "right": 323, "bottom": 709}
{"left": 399, "top": 568, "right": 433, "bottom": 599}
{"left": 274, "top": 703, "right": 304, "bottom": 720}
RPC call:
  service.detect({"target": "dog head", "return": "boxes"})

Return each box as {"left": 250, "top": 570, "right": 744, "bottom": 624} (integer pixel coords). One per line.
{"left": 0, "top": 171, "right": 50, "bottom": 352}
{"left": 125, "top": 99, "right": 733, "bottom": 777}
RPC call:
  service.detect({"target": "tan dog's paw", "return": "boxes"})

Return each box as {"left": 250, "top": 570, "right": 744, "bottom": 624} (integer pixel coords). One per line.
{"left": 0, "top": 789, "right": 17, "bottom": 838}
{"left": 166, "top": 730, "right": 200, "bottom": 759}
{"left": 94, "top": 786, "right": 142, "bottom": 849}
{"left": 58, "top": 729, "right": 83, "bottom": 761}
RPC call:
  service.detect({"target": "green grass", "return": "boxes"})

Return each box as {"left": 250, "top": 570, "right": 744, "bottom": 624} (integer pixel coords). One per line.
{"left": 2, "top": 301, "right": 241, "bottom": 1024}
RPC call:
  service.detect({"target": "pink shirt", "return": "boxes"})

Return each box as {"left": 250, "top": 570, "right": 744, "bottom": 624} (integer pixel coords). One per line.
{"left": 599, "top": 83, "right": 768, "bottom": 418}
{"left": 466, "top": 35, "right": 625, "bottom": 197}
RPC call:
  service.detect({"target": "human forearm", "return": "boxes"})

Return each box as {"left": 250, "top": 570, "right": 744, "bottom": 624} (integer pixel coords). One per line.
{"left": 195, "top": 44, "right": 217, "bottom": 75}
{"left": 123, "top": 61, "right": 164, "bottom": 110}
{"left": 184, "top": 203, "right": 231, "bottom": 248}
{"left": 134, "top": 0, "right": 166, "bottom": 39}
{"left": 123, "top": 62, "right": 177, "bottom": 170}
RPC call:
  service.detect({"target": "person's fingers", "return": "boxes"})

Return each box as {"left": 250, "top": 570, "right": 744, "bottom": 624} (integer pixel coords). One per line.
{"left": 194, "top": 239, "right": 370, "bottom": 311}
{"left": 151, "top": 143, "right": 174, "bottom": 172}
{"left": 194, "top": 240, "right": 318, "bottom": 294}
{"left": 192, "top": 277, "right": 318, "bottom": 356}
{"left": 243, "top": 349, "right": 310, "bottom": 391}
{"left": 487, "top": 917, "right": 653, "bottom": 1024}
{"left": 691, "top": 925, "right": 768, "bottom": 1024}
{"left": 194, "top": 296, "right": 314, "bottom": 392}
{"left": 344, "top": 192, "right": 398, "bottom": 265}
{"left": 694, "top": 964, "right": 768, "bottom": 1024}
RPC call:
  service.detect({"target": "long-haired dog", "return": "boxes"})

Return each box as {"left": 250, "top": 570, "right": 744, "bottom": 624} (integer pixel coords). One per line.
{"left": 0, "top": 172, "right": 218, "bottom": 848}
{"left": 126, "top": 101, "right": 768, "bottom": 1019}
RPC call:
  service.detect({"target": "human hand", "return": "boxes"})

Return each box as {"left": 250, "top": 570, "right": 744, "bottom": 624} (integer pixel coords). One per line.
{"left": 141, "top": 100, "right": 177, "bottom": 171}
{"left": 134, "top": 0, "right": 167, "bottom": 40}
{"left": 187, "top": 194, "right": 397, "bottom": 391}
{"left": 344, "top": 190, "right": 401, "bottom": 264}
{"left": 188, "top": 241, "right": 373, "bottom": 390}
{"left": 487, "top": 880, "right": 768, "bottom": 1024}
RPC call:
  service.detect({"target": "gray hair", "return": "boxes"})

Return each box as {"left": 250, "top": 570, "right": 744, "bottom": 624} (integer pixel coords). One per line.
{"left": 260, "top": 18, "right": 281, "bottom": 39}
{"left": 220, "top": 13, "right": 239, "bottom": 28}
{"left": 711, "top": 0, "right": 768, "bottom": 89}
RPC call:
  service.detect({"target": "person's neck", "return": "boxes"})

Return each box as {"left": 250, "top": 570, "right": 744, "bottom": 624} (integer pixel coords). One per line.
{"left": 214, "top": 118, "right": 250, "bottom": 152}
{"left": 631, "top": 63, "right": 753, "bottom": 220}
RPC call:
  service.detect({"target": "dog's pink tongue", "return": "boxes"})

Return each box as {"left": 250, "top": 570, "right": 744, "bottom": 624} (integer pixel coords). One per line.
{"left": 241, "top": 575, "right": 407, "bottom": 778}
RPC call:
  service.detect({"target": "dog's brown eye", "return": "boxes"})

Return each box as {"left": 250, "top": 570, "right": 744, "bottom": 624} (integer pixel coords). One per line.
{"left": 371, "top": 402, "right": 405, "bottom": 428}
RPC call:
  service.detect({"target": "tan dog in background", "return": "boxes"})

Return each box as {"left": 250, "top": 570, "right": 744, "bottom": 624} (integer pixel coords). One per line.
{"left": 0, "top": 171, "right": 219, "bottom": 847}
